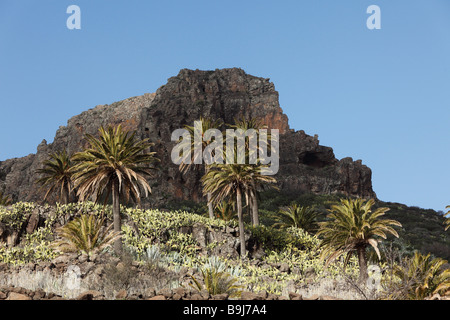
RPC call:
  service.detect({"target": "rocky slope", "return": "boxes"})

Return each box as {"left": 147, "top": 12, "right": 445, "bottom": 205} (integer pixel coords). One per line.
{"left": 0, "top": 68, "right": 375, "bottom": 206}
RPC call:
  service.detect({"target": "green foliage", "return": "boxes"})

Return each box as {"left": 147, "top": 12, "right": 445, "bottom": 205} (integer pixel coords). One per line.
{"left": 71, "top": 125, "right": 160, "bottom": 205}
{"left": 378, "top": 201, "right": 450, "bottom": 260}
{"left": 0, "top": 203, "right": 58, "bottom": 265}
{"left": 0, "top": 202, "right": 36, "bottom": 231}
{"left": 53, "top": 201, "right": 113, "bottom": 222}
{"left": 189, "top": 257, "right": 243, "bottom": 297}
{"left": 122, "top": 206, "right": 238, "bottom": 257}
{"left": 272, "top": 204, "right": 320, "bottom": 233}
{"left": 165, "top": 200, "right": 208, "bottom": 216}
{"left": 0, "top": 202, "right": 116, "bottom": 265}
{"left": 384, "top": 251, "right": 450, "bottom": 300}
{"left": 36, "top": 149, "right": 74, "bottom": 204}
{"left": 166, "top": 232, "right": 199, "bottom": 256}
{"left": 214, "top": 201, "right": 237, "bottom": 221}
{"left": 258, "top": 190, "right": 343, "bottom": 214}
{"left": 249, "top": 224, "right": 320, "bottom": 253}
{"left": 177, "top": 116, "right": 224, "bottom": 174}
{"left": 53, "top": 214, "right": 121, "bottom": 257}
{"left": 1, "top": 197, "right": 446, "bottom": 299}
{"left": 318, "top": 198, "right": 401, "bottom": 263}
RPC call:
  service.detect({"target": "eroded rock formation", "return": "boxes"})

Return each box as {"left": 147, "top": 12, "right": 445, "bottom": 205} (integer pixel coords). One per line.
{"left": 0, "top": 68, "right": 375, "bottom": 206}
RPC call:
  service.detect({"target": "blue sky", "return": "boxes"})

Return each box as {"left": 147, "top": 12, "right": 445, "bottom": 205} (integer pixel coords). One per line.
{"left": 1, "top": 1, "right": 449, "bottom": 211}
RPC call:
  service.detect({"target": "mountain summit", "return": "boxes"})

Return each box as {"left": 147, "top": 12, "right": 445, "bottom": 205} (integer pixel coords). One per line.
{"left": 0, "top": 68, "right": 375, "bottom": 206}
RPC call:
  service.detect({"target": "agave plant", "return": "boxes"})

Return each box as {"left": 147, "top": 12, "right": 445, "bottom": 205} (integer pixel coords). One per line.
{"left": 53, "top": 214, "right": 121, "bottom": 258}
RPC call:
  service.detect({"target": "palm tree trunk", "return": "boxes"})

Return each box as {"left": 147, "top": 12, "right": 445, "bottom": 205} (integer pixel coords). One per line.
{"left": 205, "top": 166, "right": 215, "bottom": 220}
{"left": 251, "top": 189, "right": 259, "bottom": 226}
{"left": 112, "top": 179, "right": 122, "bottom": 254}
{"left": 236, "top": 187, "right": 246, "bottom": 258}
{"left": 357, "top": 246, "right": 368, "bottom": 284}
{"left": 207, "top": 192, "right": 215, "bottom": 219}
{"left": 61, "top": 186, "right": 69, "bottom": 205}
{"left": 247, "top": 192, "right": 254, "bottom": 226}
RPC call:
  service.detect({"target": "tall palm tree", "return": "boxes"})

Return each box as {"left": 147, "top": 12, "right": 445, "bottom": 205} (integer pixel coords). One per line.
{"left": 230, "top": 116, "right": 275, "bottom": 226}
{"left": 273, "top": 203, "right": 320, "bottom": 233}
{"left": 178, "top": 117, "right": 223, "bottom": 220}
{"left": 71, "top": 125, "right": 159, "bottom": 253}
{"left": 444, "top": 205, "right": 450, "bottom": 231}
{"left": 36, "top": 149, "right": 74, "bottom": 205}
{"left": 317, "top": 198, "right": 402, "bottom": 283}
{"left": 0, "top": 191, "right": 12, "bottom": 206}
{"left": 202, "top": 163, "right": 275, "bottom": 257}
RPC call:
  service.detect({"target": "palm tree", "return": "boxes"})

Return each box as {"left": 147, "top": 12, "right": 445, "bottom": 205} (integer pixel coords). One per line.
{"left": 189, "top": 266, "right": 243, "bottom": 298}
{"left": 444, "top": 205, "right": 450, "bottom": 231}
{"left": 0, "top": 191, "right": 12, "bottom": 206}
{"left": 273, "top": 203, "right": 320, "bottom": 233}
{"left": 71, "top": 125, "right": 159, "bottom": 253}
{"left": 317, "top": 198, "right": 402, "bottom": 283}
{"left": 230, "top": 116, "right": 276, "bottom": 226}
{"left": 178, "top": 117, "right": 223, "bottom": 220}
{"left": 390, "top": 251, "right": 450, "bottom": 300}
{"left": 202, "top": 163, "right": 275, "bottom": 257}
{"left": 53, "top": 214, "right": 121, "bottom": 259}
{"left": 36, "top": 149, "right": 74, "bottom": 205}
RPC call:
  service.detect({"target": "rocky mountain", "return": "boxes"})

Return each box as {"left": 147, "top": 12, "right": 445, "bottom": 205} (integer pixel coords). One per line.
{"left": 0, "top": 68, "right": 375, "bottom": 207}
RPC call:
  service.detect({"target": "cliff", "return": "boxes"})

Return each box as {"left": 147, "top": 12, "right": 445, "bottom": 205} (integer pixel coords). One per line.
{"left": 0, "top": 68, "right": 375, "bottom": 206}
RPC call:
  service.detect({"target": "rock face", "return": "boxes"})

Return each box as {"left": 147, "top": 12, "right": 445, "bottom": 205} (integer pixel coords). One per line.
{"left": 0, "top": 68, "right": 375, "bottom": 206}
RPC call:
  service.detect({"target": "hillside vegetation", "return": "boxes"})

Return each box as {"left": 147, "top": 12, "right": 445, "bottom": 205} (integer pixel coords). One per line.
{"left": 0, "top": 123, "right": 448, "bottom": 300}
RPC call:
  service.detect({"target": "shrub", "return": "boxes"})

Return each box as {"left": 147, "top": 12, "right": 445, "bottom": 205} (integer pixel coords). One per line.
{"left": 52, "top": 214, "right": 121, "bottom": 258}
{"left": 190, "top": 257, "right": 243, "bottom": 298}
{"left": 382, "top": 251, "right": 450, "bottom": 300}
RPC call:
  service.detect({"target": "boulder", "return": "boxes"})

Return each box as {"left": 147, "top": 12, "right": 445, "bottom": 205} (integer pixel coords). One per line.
{"left": 7, "top": 292, "right": 32, "bottom": 300}
{"left": 115, "top": 289, "right": 128, "bottom": 300}
{"left": 148, "top": 295, "right": 166, "bottom": 300}
{"left": 76, "top": 290, "right": 103, "bottom": 300}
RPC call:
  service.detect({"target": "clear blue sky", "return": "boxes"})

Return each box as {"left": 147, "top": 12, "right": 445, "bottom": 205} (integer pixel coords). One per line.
{"left": 1, "top": 1, "right": 449, "bottom": 212}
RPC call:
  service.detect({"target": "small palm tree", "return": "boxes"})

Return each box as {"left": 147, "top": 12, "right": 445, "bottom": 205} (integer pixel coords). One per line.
{"left": 317, "top": 198, "right": 402, "bottom": 283}
{"left": 178, "top": 117, "right": 223, "bottom": 220}
{"left": 444, "top": 205, "right": 450, "bottom": 231}
{"left": 214, "top": 201, "right": 237, "bottom": 221}
{"left": 36, "top": 149, "right": 74, "bottom": 204}
{"left": 391, "top": 251, "right": 450, "bottom": 300}
{"left": 0, "top": 191, "right": 12, "bottom": 206}
{"left": 189, "top": 267, "right": 242, "bottom": 298}
{"left": 71, "top": 125, "right": 159, "bottom": 253}
{"left": 53, "top": 214, "right": 121, "bottom": 259}
{"left": 273, "top": 203, "right": 320, "bottom": 233}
